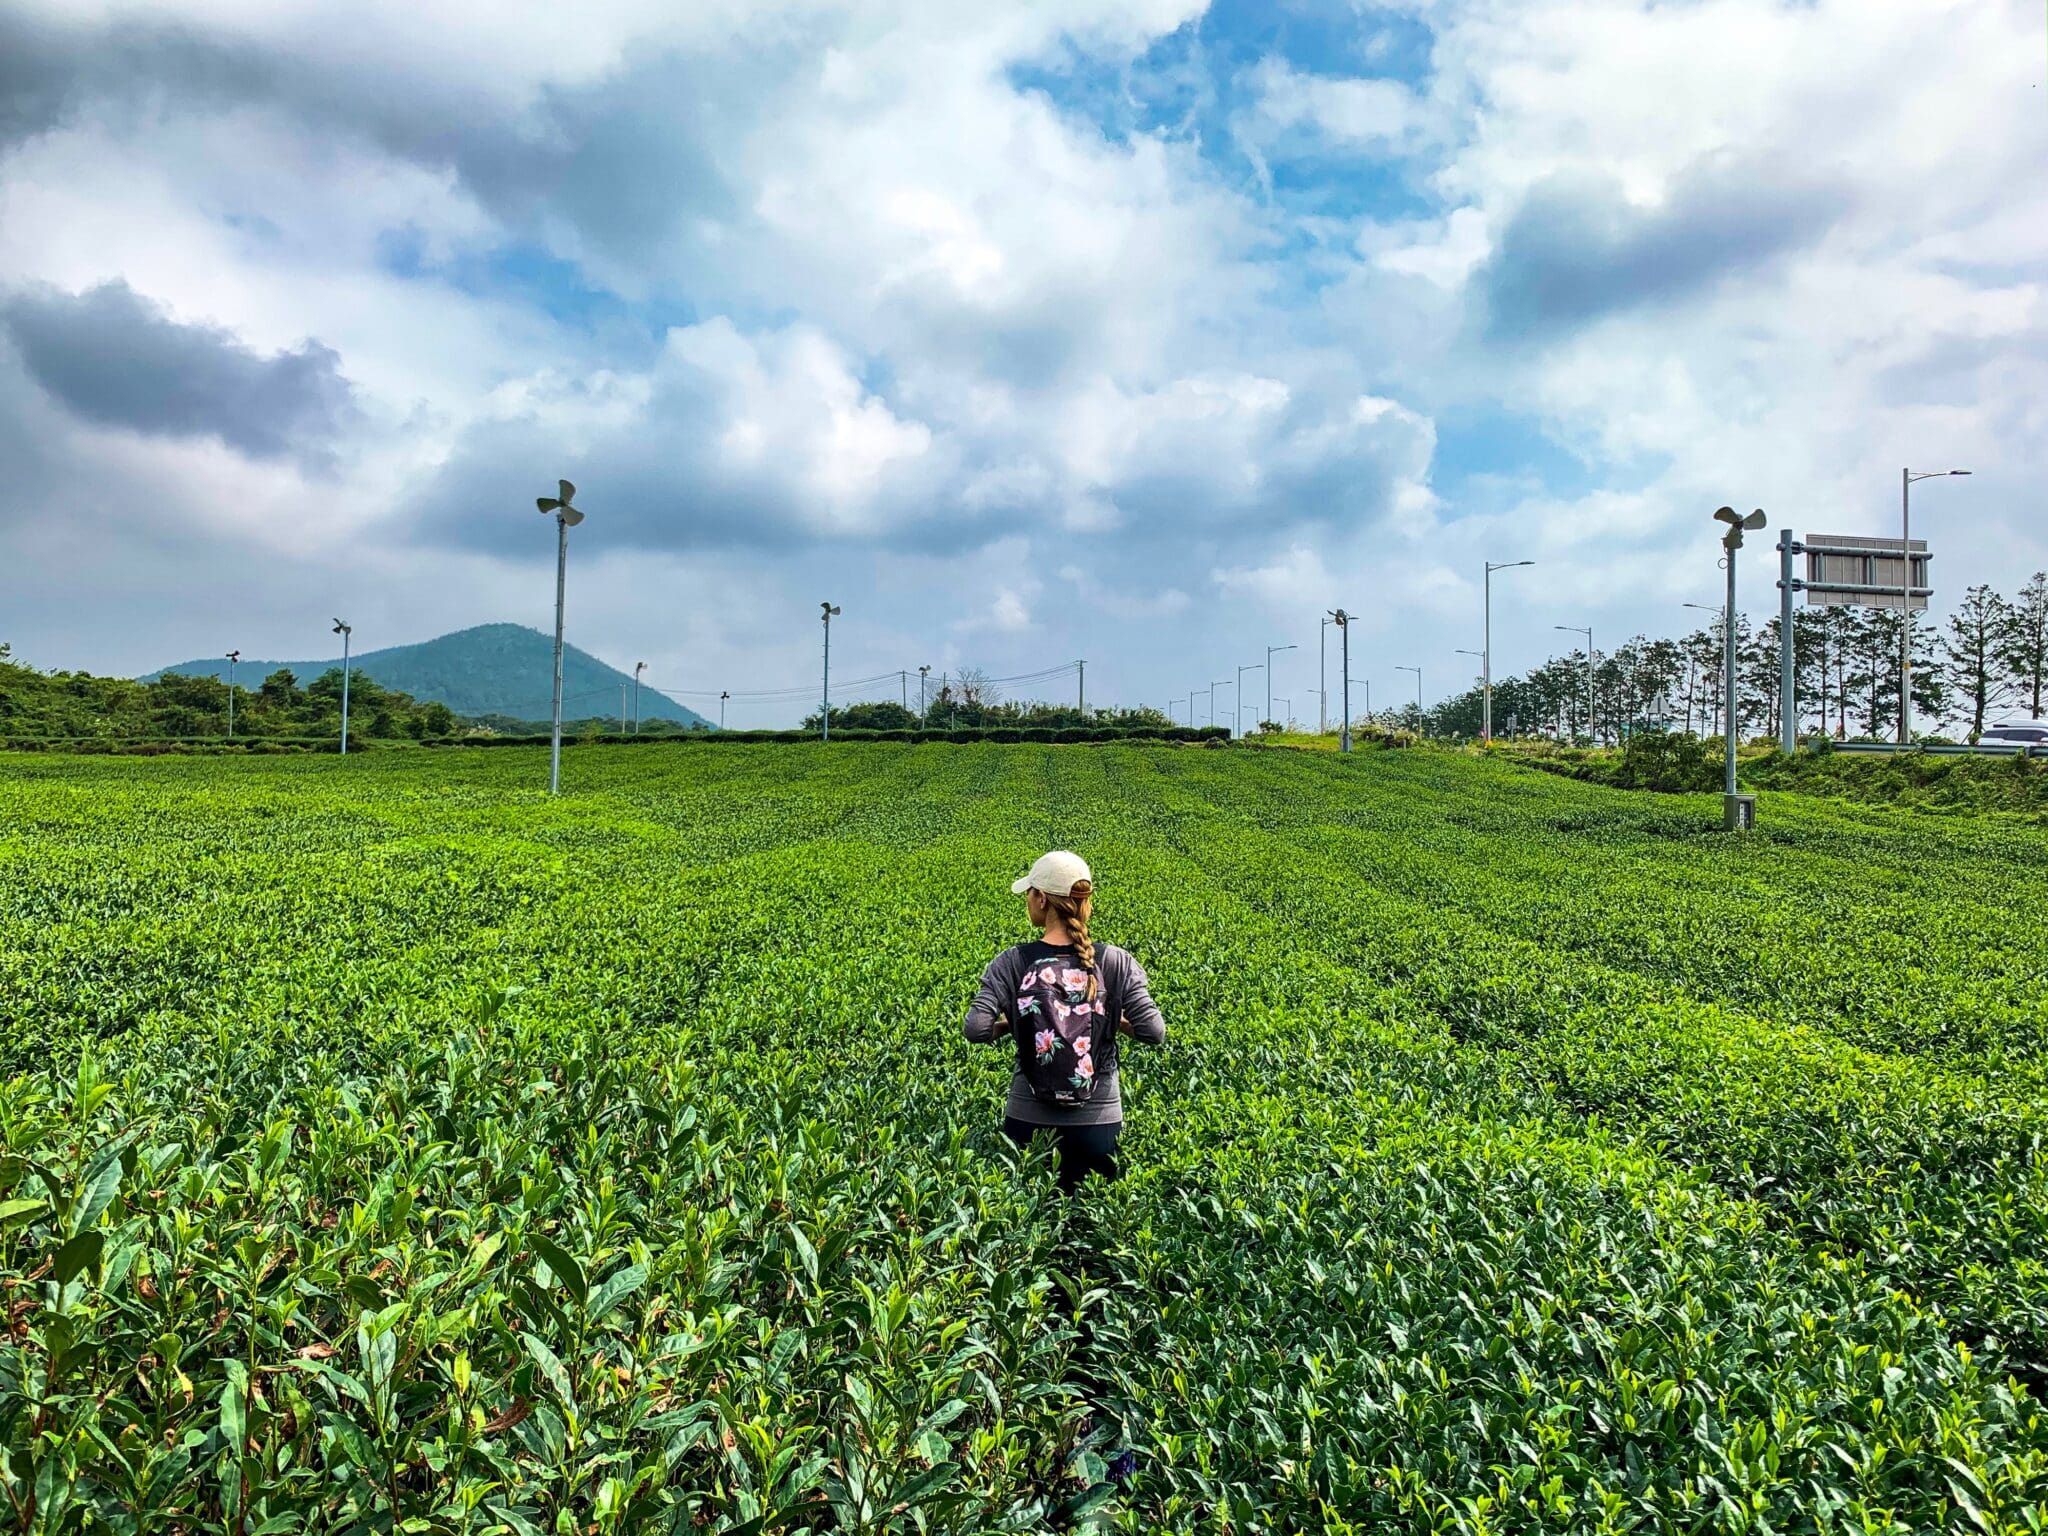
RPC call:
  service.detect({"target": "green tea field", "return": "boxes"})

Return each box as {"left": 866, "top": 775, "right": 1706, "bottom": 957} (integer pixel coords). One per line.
{"left": 3, "top": 744, "right": 2046, "bottom": 1534}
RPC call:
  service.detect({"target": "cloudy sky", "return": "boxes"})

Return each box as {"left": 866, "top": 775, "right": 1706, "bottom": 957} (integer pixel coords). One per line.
{"left": 2, "top": 0, "right": 2042, "bottom": 725}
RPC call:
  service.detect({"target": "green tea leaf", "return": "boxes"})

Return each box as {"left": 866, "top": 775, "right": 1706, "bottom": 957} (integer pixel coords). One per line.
{"left": 588, "top": 1261, "right": 648, "bottom": 1322}
{"left": 0, "top": 1197, "right": 45, "bottom": 1231}
{"left": 52, "top": 1229, "right": 104, "bottom": 1285}
{"left": 521, "top": 1331, "right": 575, "bottom": 1408}
{"left": 527, "top": 1233, "right": 587, "bottom": 1307}
{"left": 72, "top": 1157, "right": 124, "bottom": 1235}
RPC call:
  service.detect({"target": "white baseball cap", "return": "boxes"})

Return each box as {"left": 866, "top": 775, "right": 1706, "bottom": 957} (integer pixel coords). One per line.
{"left": 1011, "top": 849, "right": 1092, "bottom": 896}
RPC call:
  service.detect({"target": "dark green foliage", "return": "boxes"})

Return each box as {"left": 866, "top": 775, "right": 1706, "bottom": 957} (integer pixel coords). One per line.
{"left": 0, "top": 652, "right": 458, "bottom": 745}
{"left": 1744, "top": 746, "right": 2048, "bottom": 814}
{"left": 1502, "top": 730, "right": 1723, "bottom": 793}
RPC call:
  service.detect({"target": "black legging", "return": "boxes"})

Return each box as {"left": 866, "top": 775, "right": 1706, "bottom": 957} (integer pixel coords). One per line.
{"left": 1004, "top": 1116, "right": 1121, "bottom": 1193}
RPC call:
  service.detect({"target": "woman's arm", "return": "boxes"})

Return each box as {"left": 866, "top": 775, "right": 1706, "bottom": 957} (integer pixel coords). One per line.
{"left": 1116, "top": 955, "right": 1166, "bottom": 1043}
{"left": 962, "top": 950, "right": 1019, "bottom": 1044}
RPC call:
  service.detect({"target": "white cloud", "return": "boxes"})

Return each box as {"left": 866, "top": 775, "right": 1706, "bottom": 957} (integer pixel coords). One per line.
{"left": 1, "top": 0, "right": 2041, "bottom": 732}
{"left": 1243, "top": 57, "right": 1435, "bottom": 154}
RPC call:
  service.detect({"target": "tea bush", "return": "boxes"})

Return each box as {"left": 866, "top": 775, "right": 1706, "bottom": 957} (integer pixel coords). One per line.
{"left": 2, "top": 745, "right": 2044, "bottom": 1532}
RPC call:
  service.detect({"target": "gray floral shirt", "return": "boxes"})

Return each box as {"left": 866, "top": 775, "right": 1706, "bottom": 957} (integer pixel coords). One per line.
{"left": 962, "top": 941, "right": 1166, "bottom": 1126}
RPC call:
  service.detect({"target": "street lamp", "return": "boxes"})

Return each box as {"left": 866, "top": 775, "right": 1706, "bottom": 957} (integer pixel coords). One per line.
{"left": 918, "top": 664, "right": 931, "bottom": 722}
{"left": 1483, "top": 560, "right": 1534, "bottom": 743}
{"left": 1899, "top": 468, "right": 1969, "bottom": 744}
{"left": 1319, "top": 616, "right": 1332, "bottom": 733}
{"left": 535, "top": 478, "right": 585, "bottom": 794}
{"left": 820, "top": 602, "right": 842, "bottom": 742}
{"left": 719, "top": 690, "right": 729, "bottom": 730}
{"left": 1553, "top": 624, "right": 1593, "bottom": 742}
{"left": 330, "top": 621, "right": 352, "bottom": 756}
{"left": 1235, "top": 662, "right": 1264, "bottom": 738}
{"left": 1328, "top": 610, "right": 1353, "bottom": 752}
{"left": 1713, "top": 506, "right": 1766, "bottom": 827}
{"left": 225, "top": 650, "right": 240, "bottom": 740}
{"left": 1396, "top": 664, "right": 1421, "bottom": 713}
{"left": 1265, "top": 643, "right": 1296, "bottom": 732}
{"left": 1210, "top": 679, "right": 1228, "bottom": 729}
{"left": 633, "top": 661, "right": 646, "bottom": 734}
{"left": 1275, "top": 696, "right": 1291, "bottom": 727}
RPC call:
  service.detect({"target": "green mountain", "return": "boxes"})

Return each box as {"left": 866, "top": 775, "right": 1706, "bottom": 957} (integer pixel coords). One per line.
{"left": 147, "top": 623, "right": 712, "bottom": 729}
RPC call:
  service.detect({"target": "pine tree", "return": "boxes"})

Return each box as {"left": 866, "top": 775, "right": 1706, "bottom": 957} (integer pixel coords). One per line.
{"left": 1999, "top": 571, "right": 2047, "bottom": 722}
{"left": 1941, "top": 586, "right": 2014, "bottom": 742}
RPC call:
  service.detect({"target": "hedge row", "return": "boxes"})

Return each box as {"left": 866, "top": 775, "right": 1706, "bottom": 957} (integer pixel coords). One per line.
{"left": 2, "top": 726, "right": 1235, "bottom": 755}
{"left": 0, "top": 736, "right": 348, "bottom": 755}
{"left": 422, "top": 725, "right": 1233, "bottom": 747}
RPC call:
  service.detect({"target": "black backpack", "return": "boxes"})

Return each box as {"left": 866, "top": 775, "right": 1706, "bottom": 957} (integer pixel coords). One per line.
{"left": 1011, "top": 948, "right": 1117, "bottom": 1106}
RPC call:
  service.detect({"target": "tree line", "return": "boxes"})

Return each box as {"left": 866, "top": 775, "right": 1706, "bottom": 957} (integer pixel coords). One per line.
{"left": 1381, "top": 572, "right": 2048, "bottom": 745}
{"left": 0, "top": 647, "right": 461, "bottom": 741}
{"left": 804, "top": 668, "right": 1173, "bottom": 732}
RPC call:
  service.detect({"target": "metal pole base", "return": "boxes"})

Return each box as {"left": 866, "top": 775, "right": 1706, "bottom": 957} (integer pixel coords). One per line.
{"left": 1722, "top": 792, "right": 1757, "bottom": 832}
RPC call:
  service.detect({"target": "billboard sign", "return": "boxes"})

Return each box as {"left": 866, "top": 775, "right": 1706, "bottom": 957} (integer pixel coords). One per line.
{"left": 1801, "top": 533, "right": 1930, "bottom": 610}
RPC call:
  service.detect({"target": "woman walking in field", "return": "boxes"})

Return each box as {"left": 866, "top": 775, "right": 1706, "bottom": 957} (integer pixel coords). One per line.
{"left": 963, "top": 850, "right": 1166, "bottom": 1192}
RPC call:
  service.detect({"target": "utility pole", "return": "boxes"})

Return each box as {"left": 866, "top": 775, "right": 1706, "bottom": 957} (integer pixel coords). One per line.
{"left": 900, "top": 669, "right": 907, "bottom": 709}
{"left": 1077, "top": 659, "right": 1085, "bottom": 716}
{"left": 633, "top": 661, "right": 645, "bottom": 734}
{"left": 820, "top": 602, "right": 841, "bottom": 742}
{"left": 535, "top": 478, "right": 584, "bottom": 793}
{"left": 719, "top": 691, "right": 728, "bottom": 730}
{"left": 331, "top": 620, "right": 352, "bottom": 756}
{"left": 1776, "top": 529, "right": 1801, "bottom": 753}
{"left": 1329, "top": 610, "right": 1352, "bottom": 752}
{"left": 1714, "top": 506, "right": 1765, "bottom": 828}
{"left": 225, "top": 650, "right": 239, "bottom": 739}
{"left": 620, "top": 683, "right": 628, "bottom": 732}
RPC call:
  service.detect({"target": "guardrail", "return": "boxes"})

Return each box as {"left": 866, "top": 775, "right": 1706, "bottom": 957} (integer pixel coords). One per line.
{"left": 1829, "top": 741, "right": 2046, "bottom": 758}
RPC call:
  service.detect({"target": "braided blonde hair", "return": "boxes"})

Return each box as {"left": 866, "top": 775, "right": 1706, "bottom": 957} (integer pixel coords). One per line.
{"left": 1038, "top": 878, "right": 1096, "bottom": 1001}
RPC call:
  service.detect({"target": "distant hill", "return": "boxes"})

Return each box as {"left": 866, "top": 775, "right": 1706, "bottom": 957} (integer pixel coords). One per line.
{"left": 147, "top": 623, "right": 713, "bottom": 729}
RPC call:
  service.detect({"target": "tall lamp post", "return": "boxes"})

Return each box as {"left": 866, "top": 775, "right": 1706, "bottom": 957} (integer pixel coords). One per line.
{"left": 918, "top": 664, "right": 931, "bottom": 722}
{"left": 1328, "top": 610, "right": 1353, "bottom": 752}
{"left": 1235, "top": 662, "right": 1263, "bottom": 738}
{"left": 1483, "top": 560, "right": 1534, "bottom": 743}
{"left": 225, "top": 650, "right": 240, "bottom": 740}
{"left": 1265, "top": 643, "right": 1296, "bottom": 732}
{"left": 1396, "top": 663, "right": 1421, "bottom": 713}
{"left": 1210, "top": 680, "right": 1228, "bottom": 729}
{"left": 719, "top": 690, "right": 729, "bottom": 730}
{"left": 1899, "top": 468, "right": 1968, "bottom": 744}
{"left": 1319, "top": 616, "right": 1332, "bottom": 733}
{"left": 535, "top": 478, "right": 584, "bottom": 794}
{"left": 820, "top": 602, "right": 842, "bottom": 742}
{"left": 1714, "top": 506, "right": 1766, "bottom": 828}
{"left": 330, "top": 621, "right": 352, "bottom": 756}
{"left": 1553, "top": 624, "right": 1593, "bottom": 742}
{"left": 633, "top": 661, "right": 646, "bottom": 734}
